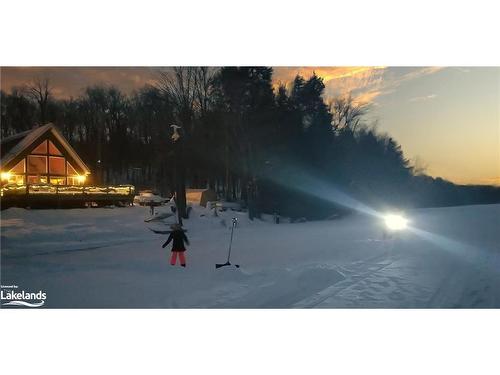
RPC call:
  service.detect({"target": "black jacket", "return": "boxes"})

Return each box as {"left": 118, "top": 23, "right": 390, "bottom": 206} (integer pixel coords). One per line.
{"left": 162, "top": 230, "right": 189, "bottom": 252}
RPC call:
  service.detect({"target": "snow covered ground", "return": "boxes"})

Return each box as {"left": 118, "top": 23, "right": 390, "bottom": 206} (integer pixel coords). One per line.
{"left": 1, "top": 203, "right": 499, "bottom": 308}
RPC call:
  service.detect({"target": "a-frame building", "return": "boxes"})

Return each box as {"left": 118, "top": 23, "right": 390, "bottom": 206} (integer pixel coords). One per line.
{"left": 1, "top": 123, "right": 91, "bottom": 186}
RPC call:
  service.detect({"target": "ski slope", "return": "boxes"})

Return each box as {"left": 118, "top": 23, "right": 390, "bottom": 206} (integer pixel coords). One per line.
{"left": 1, "top": 203, "right": 499, "bottom": 308}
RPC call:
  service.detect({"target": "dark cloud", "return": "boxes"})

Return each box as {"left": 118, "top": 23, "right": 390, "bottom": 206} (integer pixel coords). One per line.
{"left": 1, "top": 67, "right": 159, "bottom": 98}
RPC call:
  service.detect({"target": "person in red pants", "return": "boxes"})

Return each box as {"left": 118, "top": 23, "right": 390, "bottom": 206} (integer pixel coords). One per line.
{"left": 162, "top": 224, "right": 190, "bottom": 267}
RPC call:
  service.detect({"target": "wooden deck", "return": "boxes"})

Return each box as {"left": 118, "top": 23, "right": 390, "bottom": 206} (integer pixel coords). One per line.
{"left": 1, "top": 184, "right": 135, "bottom": 209}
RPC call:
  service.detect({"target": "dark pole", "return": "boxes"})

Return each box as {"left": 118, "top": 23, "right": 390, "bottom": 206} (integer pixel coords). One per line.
{"left": 173, "top": 137, "right": 183, "bottom": 226}
{"left": 226, "top": 217, "right": 238, "bottom": 263}
{"left": 172, "top": 125, "right": 187, "bottom": 224}
{"left": 177, "top": 140, "right": 187, "bottom": 220}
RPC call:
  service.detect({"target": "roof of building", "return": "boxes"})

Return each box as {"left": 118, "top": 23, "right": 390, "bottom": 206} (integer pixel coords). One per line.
{"left": 1, "top": 123, "right": 91, "bottom": 174}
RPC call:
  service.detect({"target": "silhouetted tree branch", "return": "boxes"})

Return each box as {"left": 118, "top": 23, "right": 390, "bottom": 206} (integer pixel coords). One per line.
{"left": 25, "top": 76, "right": 52, "bottom": 125}
{"left": 329, "top": 95, "right": 369, "bottom": 133}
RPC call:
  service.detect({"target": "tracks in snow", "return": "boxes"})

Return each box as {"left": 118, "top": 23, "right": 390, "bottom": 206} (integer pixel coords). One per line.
{"left": 294, "top": 241, "right": 398, "bottom": 308}
{"left": 293, "top": 253, "right": 397, "bottom": 308}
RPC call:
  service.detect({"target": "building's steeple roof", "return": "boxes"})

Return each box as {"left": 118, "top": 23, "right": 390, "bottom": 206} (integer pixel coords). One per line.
{"left": 1, "top": 123, "right": 90, "bottom": 174}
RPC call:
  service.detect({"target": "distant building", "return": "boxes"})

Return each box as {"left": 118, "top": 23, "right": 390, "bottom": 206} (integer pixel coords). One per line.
{"left": 1, "top": 123, "right": 90, "bottom": 186}
{"left": 1, "top": 124, "right": 134, "bottom": 208}
{"left": 186, "top": 188, "right": 217, "bottom": 207}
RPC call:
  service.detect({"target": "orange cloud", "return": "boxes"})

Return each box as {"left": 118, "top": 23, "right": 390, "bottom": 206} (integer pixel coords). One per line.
{"left": 273, "top": 66, "right": 445, "bottom": 105}
{"left": 274, "top": 66, "right": 387, "bottom": 103}
{"left": 273, "top": 66, "right": 385, "bottom": 82}
{"left": 354, "top": 90, "right": 383, "bottom": 105}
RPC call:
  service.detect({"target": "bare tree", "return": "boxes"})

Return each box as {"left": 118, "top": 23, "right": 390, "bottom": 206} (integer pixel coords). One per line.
{"left": 156, "top": 67, "right": 197, "bottom": 133}
{"left": 156, "top": 67, "right": 200, "bottom": 220}
{"left": 155, "top": 67, "right": 220, "bottom": 219}
{"left": 329, "top": 95, "right": 369, "bottom": 133}
{"left": 157, "top": 67, "right": 218, "bottom": 127}
{"left": 25, "top": 76, "right": 52, "bottom": 125}
{"left": 193, "top": 67, "right": 216, "bottom": 115}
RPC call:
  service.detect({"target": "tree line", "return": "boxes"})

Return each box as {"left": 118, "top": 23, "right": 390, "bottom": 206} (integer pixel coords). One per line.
{"left": 1, "top": 68, "right": 499, "bottom": 218}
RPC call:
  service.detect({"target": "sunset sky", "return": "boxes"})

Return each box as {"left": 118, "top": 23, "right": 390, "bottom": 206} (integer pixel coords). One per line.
{"left": 1, "top": 66, "right": 498, "bottom": 185}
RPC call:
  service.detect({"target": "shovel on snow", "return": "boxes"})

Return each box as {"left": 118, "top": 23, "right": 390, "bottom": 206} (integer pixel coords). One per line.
{"left": 216, "top": 218, "right": 240, "bottom": 269}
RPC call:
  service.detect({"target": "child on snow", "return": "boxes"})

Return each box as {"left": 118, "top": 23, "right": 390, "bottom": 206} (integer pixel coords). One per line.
{"left": 162, "top": 224, "right": 190, "bottom": 267}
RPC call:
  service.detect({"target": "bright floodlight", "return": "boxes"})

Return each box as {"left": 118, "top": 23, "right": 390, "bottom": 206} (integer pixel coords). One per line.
{"left": 384, "top": 214, "right": 408, "bottom": 230}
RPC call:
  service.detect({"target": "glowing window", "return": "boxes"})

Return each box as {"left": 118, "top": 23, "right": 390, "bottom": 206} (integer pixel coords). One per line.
{"left": 50, "top": 177, "right": 66, "bottom": 185}
{"left": 32, "top": 141, "right": 48, "bottom": 154}
{"left": 49, "top": 156, "right": 65, "bottom": 175}
{"left": 48, "top": 141, "right": 63, "bottom": 156}
{"left": 67, "top": 176, "right": 85, "bottom": 185}
{"left": 5, "top": 174, "right": 24, "bottom": 185}
{"left": 28, "top": 175, "right": 48, "bottom": 184}
{"left": 67, "top": 162, "right": 78, "bottom": 175}
{"left": 10, "top": 159, "right": 26, "bottom": 174}
{"left": 27, "top": 155, "right": 47, "bottom": 174}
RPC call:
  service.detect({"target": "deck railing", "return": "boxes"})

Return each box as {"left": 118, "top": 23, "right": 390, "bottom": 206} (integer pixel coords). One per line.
{"left": 1, "top": 184, "right": 135, "bottom": 197}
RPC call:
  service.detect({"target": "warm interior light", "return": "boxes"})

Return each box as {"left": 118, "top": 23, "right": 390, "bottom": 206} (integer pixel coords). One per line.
{"left": 384, "top": 214, "right": 408, "bottom": 230}
{"left": 1, "top": 172, "right": 12, "bottom": 181}
{"left": 77, "top": 175, "right": 86, "bottom": 184}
